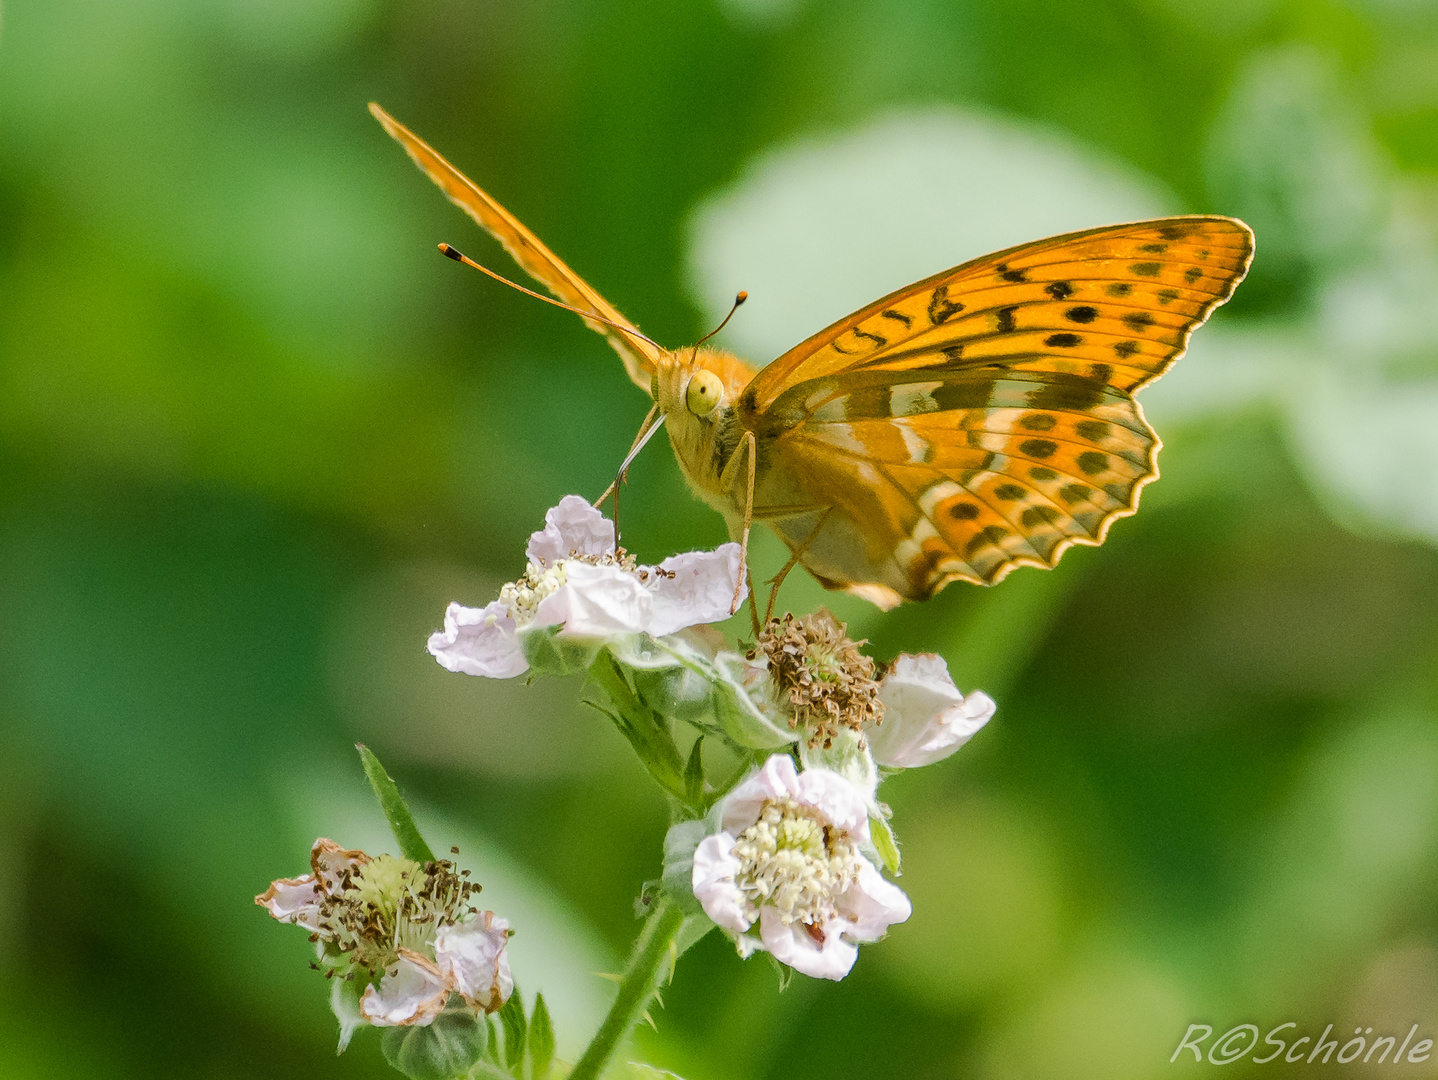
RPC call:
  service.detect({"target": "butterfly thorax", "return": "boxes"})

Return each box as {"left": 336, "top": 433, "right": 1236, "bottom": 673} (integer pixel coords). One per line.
{"left": 656, "top": 346, "right": 759, "bottom": 518}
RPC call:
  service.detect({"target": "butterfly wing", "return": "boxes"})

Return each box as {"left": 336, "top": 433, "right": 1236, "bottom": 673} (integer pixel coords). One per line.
{"left": 370, "top": 103, "right": 661, "bottom": 392}
{"left": 738, "top": 217, "right": 1253, "bottom": 606}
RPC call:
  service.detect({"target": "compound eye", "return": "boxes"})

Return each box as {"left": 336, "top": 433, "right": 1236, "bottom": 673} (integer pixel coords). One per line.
{"left": 685, "top": 370, "right": 723, "bottom": 416}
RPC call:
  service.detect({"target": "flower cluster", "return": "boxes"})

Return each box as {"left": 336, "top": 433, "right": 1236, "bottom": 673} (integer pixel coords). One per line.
{"left": 422, "top": 496, "right": 996, "bottom": 983}
{"left": 257, "top": 839, "right": 512, "bottom": 1047}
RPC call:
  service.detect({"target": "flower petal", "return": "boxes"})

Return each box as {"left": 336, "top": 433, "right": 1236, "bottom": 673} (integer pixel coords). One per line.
{"left": 870, "top": 653, "right": 995, "bottom": 768}
{"left": 758, "top": 907, "right": 858, "bottom": 981}
{"left": 532, "top": 562, "right": 652, "bottom": 638}
{"left": 793, "top": 765, "right": 872, "bottom": 839}
{"left": 434, "top": 913, "right": 513, "bottom": 1014}
{"left": 309, "top": 838, "right": 371, "bottom": 896}
{"left": 720, "top": 754, "right": 801, "bottom": 834}
{"left": 254, "top": 873, "right": 323, "bottom": 931}
{"left": 646, "top": 543, "right": 746, "bottom": 636}
{"left": 526, "top": 495, "right": 615, "bottom": 565}
{"left": 427, "top": 601, "right": 528, "bottom": 679}
{"left": 691, "top": 833, "right": 753, "bottom": 933}
{"left": 837, "top": 858, "right": 912, "bottom": 942}
{"left": 361, "top": 949, "right": 450, "bottom": 1027}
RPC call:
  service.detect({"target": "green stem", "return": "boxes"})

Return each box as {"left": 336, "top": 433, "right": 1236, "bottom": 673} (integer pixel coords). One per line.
{"left": 569, "top": 899, "right": 686, "bottom": 1080}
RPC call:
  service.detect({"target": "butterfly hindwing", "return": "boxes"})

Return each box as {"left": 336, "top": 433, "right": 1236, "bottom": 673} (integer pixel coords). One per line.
{"left": 744, "top": 217, "right": 1253, "bottom": 602}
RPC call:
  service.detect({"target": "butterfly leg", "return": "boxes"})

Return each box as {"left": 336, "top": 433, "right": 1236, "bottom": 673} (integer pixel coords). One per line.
{"left": 730, "top": 430, "right": 757, "bottom": 616}
{"left": 746, "top": 569, "right": 761, "bottom": 639}
{"left": 594, "top": 403, "right": 661, "bottom": 546}
{"left": 764, "top": 508, "right": 832, "bottom": 624}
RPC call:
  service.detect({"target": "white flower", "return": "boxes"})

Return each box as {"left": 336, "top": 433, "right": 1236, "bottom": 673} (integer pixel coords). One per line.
{"left": 256, "top": 839, "right": 513, "bottom": 1044}
{"left": 428, "top": 495, "right": 746, "bottom": 678}
{"left": 868, "top": 654, "right": 995, "bottom": 768}
{"left": 690, "top": 755, "right": 910, "bottom": 980}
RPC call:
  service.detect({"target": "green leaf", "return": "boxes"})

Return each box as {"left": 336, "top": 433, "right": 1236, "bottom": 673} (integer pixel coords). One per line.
{"left": 869, "top": 813, "right": 901, "bottom": 877}
{"left": 498, "top": 987, "right": 528, "bottom": 1070}
{"left": 380, "top": 1001, "right": 488, "bottom": 1080}
{"left": 357, "top": 744, "right": 437, "bottom": 864}
{"left": 683, "top": 737, "right": 705, "bottom": 808}
{"left": 528, "top": 993, "right": 556, "bottom": 1079}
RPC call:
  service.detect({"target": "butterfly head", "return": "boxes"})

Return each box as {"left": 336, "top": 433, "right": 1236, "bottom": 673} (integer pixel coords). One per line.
{"left": 654, "top": 346, "right": 757, "bottom": 503}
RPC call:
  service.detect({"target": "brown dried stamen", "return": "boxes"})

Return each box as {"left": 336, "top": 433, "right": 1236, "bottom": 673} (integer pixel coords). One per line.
{"left": 751, "top": 609, "right": 883, "bottom": 749}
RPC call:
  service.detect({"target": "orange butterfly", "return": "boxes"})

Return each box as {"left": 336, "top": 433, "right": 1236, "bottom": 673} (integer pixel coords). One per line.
{"left": 371, "top": 103, "right": 1253, "bottom": 612}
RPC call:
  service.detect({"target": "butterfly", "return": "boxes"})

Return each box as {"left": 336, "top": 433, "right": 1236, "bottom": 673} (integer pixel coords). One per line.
{"left": 370, "top": 103, "right": 1253, "bottom": 611}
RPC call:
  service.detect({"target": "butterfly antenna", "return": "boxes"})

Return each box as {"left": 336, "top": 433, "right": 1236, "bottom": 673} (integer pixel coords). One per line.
{"left": 439, "top": 244, "right": 664, "bottom": 353}
{"left": 694, "top": 291, "right": 747, "bottom": 349}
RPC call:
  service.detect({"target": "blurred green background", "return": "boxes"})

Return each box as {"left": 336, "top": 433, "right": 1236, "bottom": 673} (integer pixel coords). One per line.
{"left": 3, "top": 0, "right": 1438, "bottom": 1077}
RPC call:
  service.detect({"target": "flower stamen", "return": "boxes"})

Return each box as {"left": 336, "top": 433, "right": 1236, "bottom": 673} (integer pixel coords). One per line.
{"left": 752, "top": 610, "right": 884, "bottom": 749}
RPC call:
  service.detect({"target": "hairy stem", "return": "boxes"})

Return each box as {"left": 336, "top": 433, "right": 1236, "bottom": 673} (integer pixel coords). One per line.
{"left": 569, "top": 899, "right": 686, "bottom": 1080}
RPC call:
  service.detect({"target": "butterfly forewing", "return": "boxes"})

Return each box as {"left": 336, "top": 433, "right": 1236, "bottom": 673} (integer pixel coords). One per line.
{"left": 369, "top": 103, "right": 660, "bottom": 391}
{"left": 744, "top": 217, "right": 1253, "bottom": 602}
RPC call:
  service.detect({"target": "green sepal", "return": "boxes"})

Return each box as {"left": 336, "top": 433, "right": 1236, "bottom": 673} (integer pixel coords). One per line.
{"left": 587, "top": 650, "right": 693, "bottom": 810}
{"left": 764, "top": 952, "right": 793, "bottom": 993}
{"left": 380, "top": 999, "right": 488, "bottom": 1080}
{"left": 629, "top": 1065, "right": 689, "bottom": 1079}
{"left": 869, "top": 813, "right": 901, "bottom": 877}
{"left": 683, "top": 737, "right": 706, "bottom": 809}
{"left": 356, "top": 744, "right": 436, "bottom": 864}
{"left": 659, "top": 820, "right": 707, "bottom": 915}
{"left": 498, "top": 987, "right": 528, "bottom": 1070}
{"left": 615, "top": 636, "right": 797, "bottom": 752}
{"left": 529, "top": 993, "right": 556, "bottom": 1079}
{"left": 520, "top": 625, "right": 611, "bottom": 677}
{"left": 330, "top": 973, "right": 366, "bottom": 1054}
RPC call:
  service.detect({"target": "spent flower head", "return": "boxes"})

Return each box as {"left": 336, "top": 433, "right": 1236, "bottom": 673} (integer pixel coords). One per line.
{"left": 257, "top": 839, "right": 512, "bottom": 1048}
{"left": 753, "top": 609, "right": 883, "bottom": 750}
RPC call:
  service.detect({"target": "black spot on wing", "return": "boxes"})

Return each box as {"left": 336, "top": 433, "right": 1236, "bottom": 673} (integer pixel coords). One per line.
{"left": 1122, "top": 312, "right": 1154, "bottom": 333}
{"left": 1020, "top": 439, "right": 1058, "bottom": 459}
{"left": 1020, "top": 413, "right": 1056, "bottom": 431}
{"left": 1130, "top": 262, "right": 1163, "bottom": 277}
{"left": 1113, "top": 341, "right": 1140, "bottom": 359}
{"left": 1185, "top": 266, "right": 1203, "bottom": 283}
{"left": 1077, "top": 451, "right": 1109, "bottom": 475}
{"left": 1107, "top": 283, "right": 1132, "bottom": 297}
{"left": 1021, "top": 505, "right": 1060, "bottom": 528}
{"left": 881, "top": 308, "right": 912, "bottom": 327}
{"left": 1065, "top": 306, "right": 1099, "bottom": 324}
{"left": 994, "top": 484, "right": 1027, "bottom": 501}
{"left": 966, "top": 525, "right": 1010, "bottom": 555}
{"left": 996, "top": 263, "right": 1028, "bottom": 283}
{"left": 928, "top": 285, "right": 964, "bottom": 324}
{"left": 995, "top": 306, "right": 1018, "bottom": 333}
{"left": 1045, "top": 281, "right": 1075, "bottom": 300}
{"left": 950, "top": 502, "right": 980, "bottom": 520}
{"left": 930, "top": 381, "right": 992, "bottom": 411}
{"left": 1045, "top": 333, "right": 1083, "bottom": 348}
{"left": 1076, "top": 420, "right": 1110, "bottom": 441}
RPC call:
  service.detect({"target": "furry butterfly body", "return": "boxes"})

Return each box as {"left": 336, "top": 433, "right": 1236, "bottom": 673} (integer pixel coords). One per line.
{"left": 372, "top": 104, "right": 1253, "bottom": 609}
